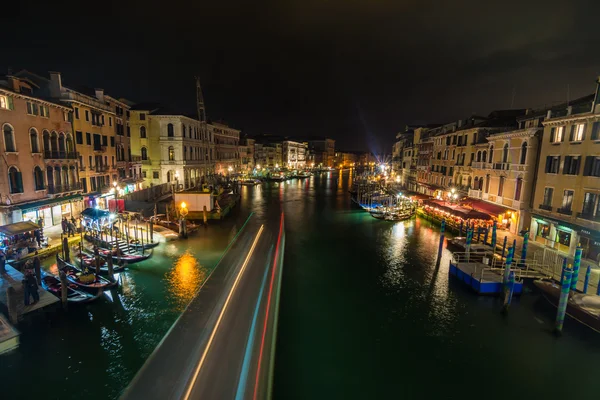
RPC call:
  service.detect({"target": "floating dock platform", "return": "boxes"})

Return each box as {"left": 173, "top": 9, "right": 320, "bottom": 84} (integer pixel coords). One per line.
{"left": 449, "top": 261, "right": 523, "bottom": 295}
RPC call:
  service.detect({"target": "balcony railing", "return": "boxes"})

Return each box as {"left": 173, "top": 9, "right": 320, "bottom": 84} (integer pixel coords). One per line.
{"left": 492, "top": 162, "right": 510, "bottom": 171}
{"left": 95, "top": 165, "right": 109, "bottom": 173}
{"left": 576, "top": 212, "right": 600, "bottom": 223}
{"left": 556, "top": 207, "right": 572, "bottom": 216}
{"left": 468, "top": 189, "right": 482, "bottom": 199}
{"left": 142, "top": 158, "right": 151, "bottom": 164}
{"left": 131, "top": 155, "right": 142, "bottom": 162}
{"left": 93, "top": 145, "right": 108, "bottom": 153}
{"left": 539, "top": 204, "right": 553, "bottom": 211}
{"left": 47, "top": 182, "right": 83, "bottom": 194}
{"left": 510, "top": 163, "right": 527, "bottom": 172}
{"left": 44, "top": 151, "right": 78, "bottom": 160}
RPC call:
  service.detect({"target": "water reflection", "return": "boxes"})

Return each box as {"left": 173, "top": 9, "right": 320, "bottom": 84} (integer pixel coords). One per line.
{"left": 166, "top": 251, "right": 206, "bottom": 312}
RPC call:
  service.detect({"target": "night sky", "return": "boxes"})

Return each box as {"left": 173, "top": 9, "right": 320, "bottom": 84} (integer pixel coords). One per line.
{"left": 2, "top": 1, "right": 600, "bottom": 152}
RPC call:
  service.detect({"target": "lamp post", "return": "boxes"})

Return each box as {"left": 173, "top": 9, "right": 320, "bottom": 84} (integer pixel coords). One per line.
{"left": 179, "top": 201, "right": 188, "bottom": 239}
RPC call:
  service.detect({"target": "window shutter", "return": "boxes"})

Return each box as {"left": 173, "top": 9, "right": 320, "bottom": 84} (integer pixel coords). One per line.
{"left": 7, "top": 96, "right": 14, "bottom": 110}
{"left": 545, "top": 156, "right": 551, "bottom": 172}
{"left": 569, "top": 125, "right": 575, "bottom": 141}
{"left": 16, "top": 172, "right": 23, "bottom": 193}
{"left": 575, "top": 157, "right": 581, "bottom": 175}
{"left": 563, "top": 156, "right": 570, "bottom": 174}
{"left": 581, "top": 124, "right": 587, "bottom": 140}
{"left": 550, "top": 127, "right": 555, "bottom": 142}
{"left": 583, "top": 156, "right": 593, "bottom": 176}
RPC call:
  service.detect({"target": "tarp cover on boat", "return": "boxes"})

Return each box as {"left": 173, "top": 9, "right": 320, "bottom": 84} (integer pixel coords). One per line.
{"left": 0, "top": 221, "right": 40, "bottom": 236}
{"left": 81, "top": 208, "right": 111, "bottom": 220}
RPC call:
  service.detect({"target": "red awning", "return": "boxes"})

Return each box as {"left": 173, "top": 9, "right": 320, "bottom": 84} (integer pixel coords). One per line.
{"left": 463, "top": 199, "right": 511, "bottom": 216}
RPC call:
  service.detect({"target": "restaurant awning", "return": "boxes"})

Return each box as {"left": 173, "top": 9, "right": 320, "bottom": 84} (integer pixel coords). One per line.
{"left": 423, "top": 199, "right": 491, "bottom": 220}
{"left": 15, "top": 194, "right": 83, "bottom": 213}
{"left": 463, "top": 199, "right": 511, "bottom": 216}
{"left": 0, "top": 221, "right": 40, "bottom": 236}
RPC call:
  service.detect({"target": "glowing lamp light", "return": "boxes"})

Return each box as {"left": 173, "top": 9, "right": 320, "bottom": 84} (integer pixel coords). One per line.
{"left": 181, "top": 201, "right": 187, "bottom": 209}
{"left": 113, "top": 181, "right": 118, "bottom": 188}
{"left": 451, "top": 188, "right": 456, "bottom": 194}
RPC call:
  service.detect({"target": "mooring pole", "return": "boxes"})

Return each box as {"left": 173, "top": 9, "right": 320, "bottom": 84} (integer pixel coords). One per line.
{"left": 502, "top": 270, "right": 516, "bottom": 314}
{"left": 555, "top": 267, "right": 573, "bottom": 335}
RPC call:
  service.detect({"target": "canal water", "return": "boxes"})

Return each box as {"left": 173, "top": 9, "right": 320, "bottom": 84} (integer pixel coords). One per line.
{"left": 2, "top": 170, "right": 599, "bottom": 399}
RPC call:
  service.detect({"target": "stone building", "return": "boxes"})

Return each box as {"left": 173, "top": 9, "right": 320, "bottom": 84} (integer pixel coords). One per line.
{"left": 530, "top": 88, "right": 600, "bottom": 261}
{"left": 209, "top": 122, "right": 240, "bottom": 175}
{"left": 282, "top": 140, "right": 307, "bottom": 169}
{"left": 0, "top": 73, "right": 82, "bottom": 226}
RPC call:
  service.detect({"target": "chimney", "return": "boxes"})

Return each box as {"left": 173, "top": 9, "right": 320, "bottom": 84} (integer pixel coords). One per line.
{"left": 457, "top": 119, "right": 463, "bottom": 128}
{"left": 95, "top": 88, "right": 104, "bottom": 102}
{"left": 593, "top": 76, "right": 600, "bottom": 114}
{"left": 546, "top": 110, "right": 552, "bottom": 119}
{"left": 48, "top": 71, "right": 62, "bottom": 99}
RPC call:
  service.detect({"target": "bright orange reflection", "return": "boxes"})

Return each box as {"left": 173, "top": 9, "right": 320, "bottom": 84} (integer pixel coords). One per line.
{"left": 166, "top": 251, "right": 206, "bottom": 311}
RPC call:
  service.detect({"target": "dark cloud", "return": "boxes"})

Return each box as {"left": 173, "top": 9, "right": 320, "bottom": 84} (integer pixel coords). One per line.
{"left": 1, "top": 0, "right": 599, "bottom": 152}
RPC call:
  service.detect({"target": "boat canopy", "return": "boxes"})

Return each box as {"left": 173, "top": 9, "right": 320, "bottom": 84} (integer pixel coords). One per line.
{"left": 81, "top": 208, "right": 111, "bottom": 220}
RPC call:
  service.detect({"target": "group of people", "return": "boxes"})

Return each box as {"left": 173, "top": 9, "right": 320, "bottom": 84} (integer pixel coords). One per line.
{"left": 61, "top": 216, "right": 79, "bottom": 237}
{"left": 22, "top": 255, "right": 41, "bottom": 306}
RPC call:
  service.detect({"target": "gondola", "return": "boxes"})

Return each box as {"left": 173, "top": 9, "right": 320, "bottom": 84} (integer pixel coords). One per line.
{"left": 41, "top": 275, "right": 100, "bottom": 303}
{"left": 93, "top": 247, "right": 153, "bottom": 264}
{"left": 369, "top": 210, "right": 386, "bottom": 220}
{"left": 128, "top": 241, "right": 160, "bottom": 250}
{"left": 75, "top": 251, "right": 128, "bottom": 275}
{"left": 534, "top": 279, "right": 600, "bottom": 334}
{"left": 56, "top": 255, "right": 117, "bottom": 293}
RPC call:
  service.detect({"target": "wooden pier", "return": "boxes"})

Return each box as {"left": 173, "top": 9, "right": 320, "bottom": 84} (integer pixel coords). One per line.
{"left": 449, "top": 256, "right": 525, "bottom": 296}
{"left": 0, "top": 266, "right": 59, "bottom": 322}
{"left": 0, "top": 314, "right": 19, "bottom": 354}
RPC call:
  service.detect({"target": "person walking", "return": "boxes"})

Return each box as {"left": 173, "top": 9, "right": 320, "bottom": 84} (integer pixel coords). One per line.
{"left": 0, "top": 249, "right": 6, "bottom": 274}
{"left": 23, "top": 268, "right": 39, "bottom": 306}
{"left": 61, "top": 217, "right": 68, "bottom": 235}
{"left": 34, "top": 229, "right": 42, "bottom": 248}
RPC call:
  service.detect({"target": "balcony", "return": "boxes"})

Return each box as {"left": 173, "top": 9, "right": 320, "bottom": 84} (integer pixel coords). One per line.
{"left": 47, "top": 182, "right": 83, "bottom": 194}
{"left": 142, "top": 158, "right": 152, "bottom": 164}
{"left": 93, "top": 145, "right": 108, "bottom": 153}
{"left": 131, "top": 155, "right": 142, "bottom": 163}
{"left": 539, "top": 204, "right": 553, "bottom": 211}
{"left": 95, "top": 165, "right": 109, "bottom": 173}
{"left": 556, "top": 207, "right": 573, "bottom": 216}
{"left": 510, "top": 163, "right": 528, "bottom": 172}
{"left": 44, "top": 151, "right": 78, "bottom": 160}
{"left": 492, "top": 162, "right": 510, "bottom": 171}
{"left": 469, "top": 189, "right": 482, "bottom": 199}
{"left": 576, "top": 212, "right": 600, "bottom": 223}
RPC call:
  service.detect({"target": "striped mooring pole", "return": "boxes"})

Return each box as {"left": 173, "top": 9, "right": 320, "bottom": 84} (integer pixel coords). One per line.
{"left": 491, "top": 221, "right": 497, "bottom": 253}
{"left": 465, "top": 228, "right": 473, "bottom": 262}
{"left": 521, "top": 231, "right": 529, "bottom": 264}
{"left": 570, "top": 245, "right": 583, "bottom": 292}
{"left": 501, "top": 236, "right": 507, "bottom": 259}
{"left": 436, "top": 219, "right": 446, "bottom": 264}
{"left": 503, "top": 245, "right": 514, "bottom": 284}
{"left": 560, "top": 257, "right": 567, "bottom": 286}
{"left": 555, "top": 267, "right": 573, "bottom": 334}
{"left": 502, "top": 270, "right": 516, "bottom": 313}
{"left": 583, "top": 265, "right": 591, "bottom": 294}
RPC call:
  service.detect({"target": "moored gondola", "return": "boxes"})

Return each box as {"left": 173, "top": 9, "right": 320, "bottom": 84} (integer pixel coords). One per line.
{"left": 75, "top": 251, "right": 128, "bottom": 275}
{"left": 56, "top": 255, "right": 117, "bottom": 293}
{"left": 41, "top": 275, "right": 100, "bottom": 303}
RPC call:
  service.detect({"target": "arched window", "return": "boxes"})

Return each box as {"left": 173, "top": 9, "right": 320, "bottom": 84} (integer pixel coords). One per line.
{"left": 140, "top": 126, "right": 147, "bottom": 138}
{"left": 167, "top": 123, "right": 174, "bottom": 137}
{"left": 33, "top": 166, "right": 44, "bottom": 190}
{"left": 58, "top": 133, "right": 66, "bottom": 153}
{"left": 503, "top": 143, "right": 509, "bottom": 163}
{"left": 46, "top": 166, "right": 54, "bottom": 188}
{"left": 3, "top": 124, "right": 16, "bottom": 152}
{"left": 50, "top": 131, "right": 58, "bottom": 152}
{"left": 489, "top": 145, "right": 494, "bottom": 162}
{"left": 8, "top": 166, "right": 22, "bottom": 193}
{"left": 520, "top": 142, "right": 527, "bottom": 164}
{"left": 168, "top": 146, "right": 174, "bottom": 161}
{"left": 141, "top": 147, "right": 148, "bottom": 160}
{"left": 66, "top": 133, "right": 74, "bottom": 154}
{"left": 167, "top": 171, "right": 172, "bottom": 182}
{"left": 482, "top": 150, "right": 487, "bottom": 163}
{"left": 43, "top": 130, "right": 50, "bottom": 153}
{"left": 477, "top": 151, "right": 481, "bottom": 162}
{"left": 30, "top": 128, "right": 39, "bottom": 153}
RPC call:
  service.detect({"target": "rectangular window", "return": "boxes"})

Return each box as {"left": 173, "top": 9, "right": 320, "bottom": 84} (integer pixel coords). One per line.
{"left": 0, "top": 95, "right": 10, "bottom": 110}
{"left": 101, "top": 115, "right": 105, "bottom": 125}
{"left": 551, "top": 126, "right": 564, "bottom": 143}
{"left": 140, "top": 113, "right": 146, "bottom": 120}
{"left": 74, "top": 108, "right": 79, "bottom": 119}
{"left": 86, "top": 132, "right": 91, "bottom": 145}
{"left": 545, "top": 155, "right": 560, "bottom": 173}
{"left": 32, "top": 103, "right": 39, "bottom": 115}
{"left": 582, "top": 193, "right": 598, "bottom": 216}
{"left": 561, "top": 190, "right": 574, "bottom": 211}
{"left": 102, "top": 135, "right": 108, "bottom": 146}
{"left": 143, "top": 171, "right": 147, "bottom": 178}
{"left": 543, "top": 187, "right": 554, "bottom": 206}
{"left": 76, "top": 131, "right": 83, "bottom": 144}
{"left": 85, "top": 110, "right": 90, "bottom": 121}
{"left": 498, "top": 176, "right": 505, "bottom": 197}
{"left": 569, "top": 123, "right": 585, "bottom": 141}
{"left": 153, "top": 171, "right": 159, "bottom": 179}
{"left": 109, "top": 117, "right": 112, "bottom": 127}
{"left": 89, "top": 155, "right": 93, "bottom": 167}
{"left": 583, "top": 156, "right": 600, "bottom": 177}
{"left": 592, "top": 122, "right": 600, "bottom": 140}
{"left": 110, "top": 137, "right": 115, "bottom": 147}
{"left": 26, "top": 102, "right": 33, "bottom": 114}
{"left": 563, "top": 156, "right": 580, "bottom": 175}
{"left": 537, "top": 223, "right": 550, "bottom": 238}
{"left": 127, "top": 125, "right": 131, "bottom": 137}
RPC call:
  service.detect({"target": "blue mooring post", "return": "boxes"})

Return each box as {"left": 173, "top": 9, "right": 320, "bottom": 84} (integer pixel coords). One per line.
{"left": 465, "top": 228, "right": 473, "bottom": 262}
{"left": 491, "top": 221, "right": 497, "bottom": 253}
{"left": 521, "top": 231, "right": 529, "bottom": 265}
{"left": 570, "top": 245, "right": 583, "bottom": 292}
{"left": 501, "top": 236, "right": 508, "bottom": 259}
{"left": 555, "top": 267, "right": 573, "bottom": 335}
{"left": 583, "top": 265, "right": 591, "bottom": 294}
{"left": 560, "top": 258, "right": 567, "bottom": 286}
{"left": 502, "top": 270, "right": 516, "bottom": 314}
{"left": 503, "top": 246, "right": 514, "bottom": 284}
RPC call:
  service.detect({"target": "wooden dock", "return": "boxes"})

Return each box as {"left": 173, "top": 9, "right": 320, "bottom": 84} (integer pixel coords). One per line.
{"left": 449, "top": 261, "right": 524, "bottom": 295}
{"left": 0, "top": 265, "right": 59, "bottom": 322}
{"left": 0, "top": 314, "right": 19, "bottom": 354}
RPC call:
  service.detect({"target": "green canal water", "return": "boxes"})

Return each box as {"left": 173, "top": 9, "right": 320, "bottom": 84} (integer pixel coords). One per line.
{"left": 2, "top": 170, "right": 599, "bottom": 399}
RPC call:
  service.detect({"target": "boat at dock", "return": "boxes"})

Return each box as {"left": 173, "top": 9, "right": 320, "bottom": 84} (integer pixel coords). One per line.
{"left": 75, "top": 251, "right": 128, "bottom": 274}
{"left": 41, "top": 275, "right": 100, "bottom": 303}
{"left": 90, "top": 247, "right": 152, "bottom": 265}
{"left": 241, "top": 179, "right": 261, "bottom": 186}
{"left": 56, "top": 255, "right": 117, "bottom": 293}
{"left": 534, "top": 279, "right": 600, "bottom": 333}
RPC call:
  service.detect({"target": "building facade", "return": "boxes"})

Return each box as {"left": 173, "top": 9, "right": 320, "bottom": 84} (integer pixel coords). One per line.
{"left": 530, "top": 93, "right": 600, "bottom": 261}
{"left": 0, "top": 73, "right": 82, "bottom": 226}
{"left": 209, "top": 122, "right": 240, "bottom": 175}
{"left": 282, "top": 140, "right": 307, "bottom": 169}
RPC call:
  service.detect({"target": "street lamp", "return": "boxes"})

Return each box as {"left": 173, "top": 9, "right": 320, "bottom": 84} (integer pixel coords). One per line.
{"left": 179, "top": 201, "right": 188, "bottom": 239}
